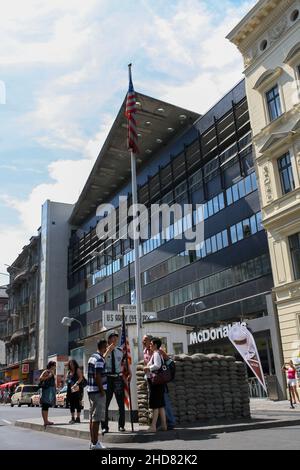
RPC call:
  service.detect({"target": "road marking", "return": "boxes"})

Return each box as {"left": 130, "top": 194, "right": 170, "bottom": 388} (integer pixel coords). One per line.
{"left": 1, "top": 419, "right": 12, "bottom": 424}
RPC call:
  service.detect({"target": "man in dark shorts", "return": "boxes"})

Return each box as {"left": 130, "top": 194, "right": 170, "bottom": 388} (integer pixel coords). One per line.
{"left": 87, "top": 340, "right": 107, "bottom": 450}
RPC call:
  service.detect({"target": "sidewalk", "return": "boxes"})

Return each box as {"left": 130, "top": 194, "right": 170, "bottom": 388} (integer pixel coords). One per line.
{"left": 14, "top": 399, "right": 300, "bottom": 444}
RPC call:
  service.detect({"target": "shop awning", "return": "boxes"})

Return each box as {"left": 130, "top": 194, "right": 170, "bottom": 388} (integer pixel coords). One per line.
{"left": 0, "top": 380, "right": 19, "bottom": 390}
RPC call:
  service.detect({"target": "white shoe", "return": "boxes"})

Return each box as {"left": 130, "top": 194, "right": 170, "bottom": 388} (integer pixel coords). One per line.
{"left": 90, "top": 441, "right": 106, "bottom": 450}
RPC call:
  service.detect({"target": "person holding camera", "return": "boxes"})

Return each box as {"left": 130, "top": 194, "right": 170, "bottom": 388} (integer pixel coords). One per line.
{"left": 282, "top": 360, "right": 300, "bottom": 404}
{"left": 102, "top": 332, "right": 131, "bottom": 434}
{"left": 39, "top": 361, "right": 56, "bottom": 427}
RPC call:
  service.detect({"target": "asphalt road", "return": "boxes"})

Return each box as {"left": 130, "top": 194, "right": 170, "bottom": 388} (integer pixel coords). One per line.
{"left": 1, "top": 404, "right": 300, "bottom": 450}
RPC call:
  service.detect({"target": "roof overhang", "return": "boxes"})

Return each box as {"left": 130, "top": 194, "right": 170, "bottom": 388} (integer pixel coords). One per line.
{"left": 69, "top": 93, "right": 199, "bottom": 226}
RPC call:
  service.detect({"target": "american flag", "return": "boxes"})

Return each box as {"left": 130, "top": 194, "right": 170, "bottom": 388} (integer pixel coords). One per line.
{"left": 120, "top": 310, "right": 132, "bottom": 409}
{"left": 125, "top": 64, "right": 139, "bottom": 154}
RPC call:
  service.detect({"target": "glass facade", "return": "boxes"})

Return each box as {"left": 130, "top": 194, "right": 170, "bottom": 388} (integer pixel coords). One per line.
{"left": 143, "top": 253, "right": 271, "bottom": 312}
{"left": 69, "top": 211, "right": 265, "bottom": 317}
{"left": 70, "top": 172, "right": 258, "bottom": 295}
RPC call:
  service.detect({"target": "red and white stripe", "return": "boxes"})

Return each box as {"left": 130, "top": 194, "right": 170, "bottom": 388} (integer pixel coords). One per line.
{"left": 125, "top": 68, "right": 139, "bottom": 154}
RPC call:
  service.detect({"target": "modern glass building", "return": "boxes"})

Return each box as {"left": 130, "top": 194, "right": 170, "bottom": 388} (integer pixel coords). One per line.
{"left": 68, "top": 80, "right": 285, "bottom": 397}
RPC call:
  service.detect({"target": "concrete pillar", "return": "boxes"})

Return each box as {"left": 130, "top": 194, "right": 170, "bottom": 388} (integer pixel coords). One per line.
{"left": 266, "top": 293, "right": 286, "bottom": 400}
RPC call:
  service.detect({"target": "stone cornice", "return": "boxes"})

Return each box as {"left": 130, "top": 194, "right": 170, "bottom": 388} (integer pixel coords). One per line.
{"left": 227, "top": 0, "right": 294, "bottom": 52}
{"left": 262, "top": 189, "right": 300, "bottom": 231}
{"left": 275, "top": 279, "right": 300, "bottom": 304}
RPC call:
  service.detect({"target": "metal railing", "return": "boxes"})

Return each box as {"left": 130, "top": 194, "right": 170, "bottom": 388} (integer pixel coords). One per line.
{"left": 248, "top": 377, "right": 267, "bottom": 398}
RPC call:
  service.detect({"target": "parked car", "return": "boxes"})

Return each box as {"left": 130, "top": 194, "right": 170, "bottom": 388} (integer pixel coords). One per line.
{"left": 56, "top": 385, "right": 68, "bottom": 408}
{"left": 11, "top": 384, "right": 40, "bottom": 407}
{"left": 30, "top": 393, "right": 41, "bottom": 407}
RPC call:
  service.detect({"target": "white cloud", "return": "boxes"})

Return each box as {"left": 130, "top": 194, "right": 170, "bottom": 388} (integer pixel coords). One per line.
{"left": 1, "top": 0, "right": 256, "bottom": 268}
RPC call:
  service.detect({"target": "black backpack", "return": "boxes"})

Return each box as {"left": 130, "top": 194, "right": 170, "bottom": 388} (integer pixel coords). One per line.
{"left": 166, "top": 358, "right": 176, "bottom": 381}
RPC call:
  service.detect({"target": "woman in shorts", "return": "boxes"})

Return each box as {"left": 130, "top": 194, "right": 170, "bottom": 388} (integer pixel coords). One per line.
{"left": 282, "top": 360, "right": 300, "bottom": 404}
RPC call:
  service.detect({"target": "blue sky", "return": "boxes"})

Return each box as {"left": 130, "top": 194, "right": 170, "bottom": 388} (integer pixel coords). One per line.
{"left": 0, "top": 0, "right": 256, "bottom": 285}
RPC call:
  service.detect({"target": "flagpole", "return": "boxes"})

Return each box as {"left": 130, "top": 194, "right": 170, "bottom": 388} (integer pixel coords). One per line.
{"left": 122, "top": 306, "right": 135, "bottom": 432}
{"left": 128, "top": 63, "right": 143, "bottom": 361}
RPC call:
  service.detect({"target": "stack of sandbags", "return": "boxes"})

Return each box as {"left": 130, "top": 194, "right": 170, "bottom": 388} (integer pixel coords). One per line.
{"left": 136, "top": 353, "right": 250, "bottom": 425}
{"left": 136, "top": 362, "right": 150, "bottom": 425}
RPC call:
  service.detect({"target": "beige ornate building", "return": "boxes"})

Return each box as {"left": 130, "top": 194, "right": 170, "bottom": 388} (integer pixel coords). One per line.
{"left": 228, "top": 0, "right": 300, "bottom": 364}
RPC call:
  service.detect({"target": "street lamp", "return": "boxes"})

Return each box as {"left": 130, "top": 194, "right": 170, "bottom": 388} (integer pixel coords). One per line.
{"left": 61, "top": 316, "right": 85, "bottom": 340}
{"left": 183, "top": 301, "right": 206, "bottom": 323}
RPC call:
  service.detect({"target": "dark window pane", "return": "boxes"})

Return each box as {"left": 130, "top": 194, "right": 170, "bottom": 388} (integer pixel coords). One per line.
{"left": 266, "top": 85, "right": 282, "bottom": 121}
{"left": 278, "top": 153, "right": 295, "bottom": 195}
{"left": 289, "top": 233, "right": 300, "bottom": 280}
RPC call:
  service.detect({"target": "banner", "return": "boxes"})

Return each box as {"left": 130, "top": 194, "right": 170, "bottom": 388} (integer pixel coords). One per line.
{"left": 228, "top": 323, "right": 267, "bottom": 393}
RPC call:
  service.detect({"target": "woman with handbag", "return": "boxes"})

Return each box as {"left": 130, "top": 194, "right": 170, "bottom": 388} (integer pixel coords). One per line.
{"left": 39, "top": 361, "right": 56, "bottom": 427}
{"left": 66, "top": 359, "right": 85, "bottom": 424}
{"left": 144, "top": 338, "right": 167, "bottom": 432}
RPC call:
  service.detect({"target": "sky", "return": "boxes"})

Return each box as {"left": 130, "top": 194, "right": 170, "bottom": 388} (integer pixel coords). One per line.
{"left": 0, "top": 0, "right": 256, "bottom": 285}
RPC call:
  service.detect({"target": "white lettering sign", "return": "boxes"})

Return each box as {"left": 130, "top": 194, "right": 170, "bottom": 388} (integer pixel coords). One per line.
{"left": 103, "top": 308, "right": 157, "bottom": 328}
{"left": 189, "top": 322, "right": 247, "bottom": 345}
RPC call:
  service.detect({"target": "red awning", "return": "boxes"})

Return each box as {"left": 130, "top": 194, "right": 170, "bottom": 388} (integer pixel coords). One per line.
{"left": 0, "top": 380, "right": 19, "bottom": 390}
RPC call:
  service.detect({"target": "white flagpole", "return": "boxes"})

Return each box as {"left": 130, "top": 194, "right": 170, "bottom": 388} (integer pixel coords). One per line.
{"left": 128, "top": 64, "right": 143, "bottom": 361}
{"left": 130, "top": 149, "right": 143, "bottom": 361}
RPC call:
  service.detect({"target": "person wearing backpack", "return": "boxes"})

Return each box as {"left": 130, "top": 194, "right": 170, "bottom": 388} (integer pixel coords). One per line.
{"left": 39, "top": 361, "right": 56, "bottom": 427}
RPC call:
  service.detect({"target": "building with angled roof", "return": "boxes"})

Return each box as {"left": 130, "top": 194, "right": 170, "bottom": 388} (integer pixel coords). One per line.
{"left": 67, "top": 84, "right": 285, "bottom": 398}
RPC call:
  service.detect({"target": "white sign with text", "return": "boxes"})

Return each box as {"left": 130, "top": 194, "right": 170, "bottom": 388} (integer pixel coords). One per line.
{"left": 102, "top": 305, "right": 157, "bottom": 328}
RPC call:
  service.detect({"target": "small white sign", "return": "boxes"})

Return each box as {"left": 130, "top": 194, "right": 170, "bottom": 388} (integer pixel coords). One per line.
{"left": 56, "top": 361, "right": 65, "bottom": 376}
{"left": 102, "top": 307, "right": 157, "bottom": 328}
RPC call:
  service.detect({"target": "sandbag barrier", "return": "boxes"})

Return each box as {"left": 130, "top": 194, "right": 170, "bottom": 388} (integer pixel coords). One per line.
{"left": 136, "top": 353, "right": 250, "bottom": 425}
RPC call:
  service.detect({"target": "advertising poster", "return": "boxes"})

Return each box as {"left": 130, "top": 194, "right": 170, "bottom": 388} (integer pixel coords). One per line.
{"left": 228, "top": 323, "right": 267, "bottom": 393}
